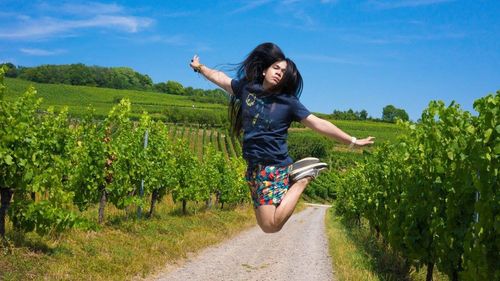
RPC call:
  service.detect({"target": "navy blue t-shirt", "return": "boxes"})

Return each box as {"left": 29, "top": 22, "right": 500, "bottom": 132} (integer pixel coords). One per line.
{"left": 231, "top": 79, "right": 311, "bottom": 167}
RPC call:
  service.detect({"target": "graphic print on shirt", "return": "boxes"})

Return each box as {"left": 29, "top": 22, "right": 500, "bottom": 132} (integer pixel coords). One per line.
{"left": 245, "top": 92, "right": 272, "bottom": 129}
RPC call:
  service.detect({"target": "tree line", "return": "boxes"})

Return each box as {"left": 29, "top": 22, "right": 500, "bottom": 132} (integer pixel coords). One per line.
{"left": 2, "top": 62, "right": 409, "bottom": 121}
{"left": 322, "top": 105, "right": 409, "bottom": 122}
{"left": 1, "top": 62, "right": 228, "bottom": 105}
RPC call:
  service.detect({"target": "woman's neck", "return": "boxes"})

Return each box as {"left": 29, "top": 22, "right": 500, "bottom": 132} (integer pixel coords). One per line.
{"left": 262, "top": 80, "right": 272, "bottom": 91}
{"left": 262, "top": 82, "right": 278, "bottom": 93}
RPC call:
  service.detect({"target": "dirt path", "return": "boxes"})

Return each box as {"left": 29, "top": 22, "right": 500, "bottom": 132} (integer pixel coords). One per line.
{"left": 152, "top": 205, "right": 335, "bottom": 281}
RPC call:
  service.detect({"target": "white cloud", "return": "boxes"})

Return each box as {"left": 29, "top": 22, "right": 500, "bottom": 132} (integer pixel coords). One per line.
{"left": 161, "top": 11, "right": 197, "bottom": 18}
{"left": 61, "top": 2, "right": 124, "bottom": 15}
{"left": 20, "top": 48, "right": 66, "bottom": 56}
{"left": 341, "top": 31, "right": 466, "bottom": 44}
{"left": 229, "top": 0, "right": 274, "bottom": 14}
{"left": 291, "top": 9, "right": 315, "bottom": 28}
{"left": 281, "top": 0, "right": 302, "bottom": 5}
{"left": 0, "top": 2, "right": 154, "bottom": 40}
{"left": 145, "top": 35, "right": 187, "bottom": 46}
{"left": 295, "top": 54, "right": 367, "bottom": 65}
{"left": 0, "top": 15, "right": 153, "bottom": 40}
{"left": 277, "top": 1, "right": 321, "bottom": 31}
{"left": 82, "top": 15, "right": 153, "bottom": 32}
{"left": 367, "top": 0, "right": 455, "bottom": 9}
{"left": 37, "top": 2, "right": 124, "bottom": 16}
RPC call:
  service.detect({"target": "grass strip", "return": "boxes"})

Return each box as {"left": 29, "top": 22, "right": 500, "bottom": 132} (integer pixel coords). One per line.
{"left": 325, "top": 208, "right": 380, "bottom": 281}
{"left": 1, "top": 199, "right": 307, "bottom": 281}
{"left": 1, "top": 200, "right": 256, "bottom": 281}
{"left": 325, "top": 208, "right": 449, "bottom": 281}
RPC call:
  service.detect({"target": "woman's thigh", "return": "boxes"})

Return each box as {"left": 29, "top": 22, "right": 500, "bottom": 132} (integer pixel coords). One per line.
{"left": 254, "top": 205, "right": 277, "bottom": 228}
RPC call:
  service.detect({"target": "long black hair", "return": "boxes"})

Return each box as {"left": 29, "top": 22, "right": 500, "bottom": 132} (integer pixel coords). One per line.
{"left": 229, "top": 42, "right": 303, "bottom": 136}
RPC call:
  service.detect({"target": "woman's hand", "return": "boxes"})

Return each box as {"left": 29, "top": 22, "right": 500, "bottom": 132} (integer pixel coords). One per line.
{"left": 190, "top": 55, "right": 203, "bottom": 72}
{"left": 354, "top": 136, "right": 375, "bottom": 147}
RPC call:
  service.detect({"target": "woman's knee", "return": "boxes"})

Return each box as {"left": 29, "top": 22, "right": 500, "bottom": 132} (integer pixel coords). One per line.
{"left": 258, "top": 221, "right": 282, "bottom": 233}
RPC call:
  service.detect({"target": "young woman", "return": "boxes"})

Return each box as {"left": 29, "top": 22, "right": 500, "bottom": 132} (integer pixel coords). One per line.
{"left": 189, "top": 43, "right": 374, "bottom": 233}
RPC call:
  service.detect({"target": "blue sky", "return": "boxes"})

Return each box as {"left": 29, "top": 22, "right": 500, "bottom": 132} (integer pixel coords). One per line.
{"left": 1, "top": 0, "right": 499, "bottom": 121}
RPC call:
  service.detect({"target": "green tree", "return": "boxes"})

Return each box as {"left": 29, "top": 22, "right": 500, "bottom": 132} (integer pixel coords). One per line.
{"left": 165, "top": 80, "right": 186, "bottom": 95}
{"left": 0, "top": 63, "right": 17, "bottom": 77}
{"left": 154, "top": 82, "right": 169, "bottom": 93}
{"left": 16, "top": 64, "right": 153, "bottom": 90}
{"left": 382, "top": 105, "right": 409, "bottom": 122}
{"left": 396, "top": 108, "right": 409, "bottom": 121}
{"left": 360, "top": 109, "right": 368, "bottom": 120}
{"left": 382, "top": 105, "right": 397, "bottom": 122}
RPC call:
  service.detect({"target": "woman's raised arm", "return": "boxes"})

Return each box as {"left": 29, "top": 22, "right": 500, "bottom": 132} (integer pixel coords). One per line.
{"left": 189, "top": 55, "right": 234, "bottom": 95}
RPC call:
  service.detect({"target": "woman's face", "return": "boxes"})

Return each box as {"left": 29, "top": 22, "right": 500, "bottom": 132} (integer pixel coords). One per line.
{"left": 262, "top": 60, "right": 287, "bottom": 91}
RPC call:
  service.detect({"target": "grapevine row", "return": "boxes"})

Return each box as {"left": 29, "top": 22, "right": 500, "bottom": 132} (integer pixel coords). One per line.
{"left": 0, "top": 69, "right": 248, "bottom": 237}
{"left": 334, "top": 92, "right": 499, "bottom": 280}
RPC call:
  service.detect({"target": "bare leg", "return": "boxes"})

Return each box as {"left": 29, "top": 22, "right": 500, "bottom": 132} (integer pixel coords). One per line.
{"left": 254, "top": 177, "right": 311, "bottom": 233}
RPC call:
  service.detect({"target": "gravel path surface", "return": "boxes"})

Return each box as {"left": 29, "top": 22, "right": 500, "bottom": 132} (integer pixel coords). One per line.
{"left": 153, "top": 205, "right": 335, "bottom": 281}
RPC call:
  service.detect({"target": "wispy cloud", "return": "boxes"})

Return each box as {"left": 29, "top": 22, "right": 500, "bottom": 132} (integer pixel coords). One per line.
{"left": 20, "top": 48, "right": 66, "bottom": 56}
{"left": 38, "top": 2, "right": 124, "bottom": 16}
{"left": 229, "top": 0, "right": 274, "bottom": 14}
{"left": 0, "top": 2, "right": 153, "bottom": 41}
{"left": 87, "top": 15, "right": 152, "bottom": 32}
{"left": 144, "top": 35, "right": 187, "bottom": 46}
{"left": 229, "top": 0, "right": 334, "bottom": 30}
{"left": 290, "top": 9, "right": 316, "bottom": 28}
{"left": 280, "top": 0, "right": 302, "bottom": 5}
{"left": 274, "top": 1, "right": 320, "bottom": 30}
{"left": 367, "top": 0, "right": 455, "bottom": 10}
{"left": 295, "top": 54, "right": 369, "bottom": 65}
{"left": 0, "top": 16, "right": 153, "bottom": 40}
{"left": 341, "top": 31, "right": 465, "bottom": 44}
{"left": 161, "top": 11, "right": 197, "bottom": 18}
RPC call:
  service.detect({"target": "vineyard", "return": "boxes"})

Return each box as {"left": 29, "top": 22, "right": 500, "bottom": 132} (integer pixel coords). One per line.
{"left": 1, "top": 67, "right": 498, "bottom": 281}
{"left": 0, "top": 68, "right": 249, "bottom": 239}
{"left": 331, "top": 93, "right": 499, "bottom": 281}
{"left": 4, "top": 77, "right": 228, "bottom": 125}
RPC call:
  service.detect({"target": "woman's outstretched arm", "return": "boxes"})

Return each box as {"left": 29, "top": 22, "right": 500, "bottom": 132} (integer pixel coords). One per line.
{"left": 301, "top": 114, "right": 375, "bottom": 147}
{"left": 189, "top": 55, "right": 234, "bottom": 95}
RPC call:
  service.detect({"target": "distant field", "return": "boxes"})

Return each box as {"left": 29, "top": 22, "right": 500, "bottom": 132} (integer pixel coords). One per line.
{"left": 290, "top": 119, "right": 403, "bottom": 148}
{"left": 4, "top": 78, "right": 227, "bottom": 120}
{"left": 324, "top": 119, "right": 403, "bottom": 144}
{"left": 5, "top": 77, "right": 402, "bottom": 143}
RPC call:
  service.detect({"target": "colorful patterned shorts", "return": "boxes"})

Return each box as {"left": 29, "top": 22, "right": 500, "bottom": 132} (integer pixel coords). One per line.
{"left": 245, "top": 164, "right": 291, "bottom": 208}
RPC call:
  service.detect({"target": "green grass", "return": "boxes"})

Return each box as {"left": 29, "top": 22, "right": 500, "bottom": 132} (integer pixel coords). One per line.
{"left": 5, "top": 78, "right": 403, "bottom": 143}
{"left": 4, "top": 78, "right": 226, "bottom": 120}
{"left": 0, "top": 198, "right": 308, "bottom": 281}
{"left": 290, "top": 119, "right": 403, "bottom": 148}
{"left": 325, "top": 208, "right": 450, "bottom": 281}
{"left": 0, "top": 197, "right": 257, "bottom": 280}
{"left": 289, "top": 120, "right": 402, "bottom": 173}
{"left": 326, "top": 119, "right": 404, "bottom": 145}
